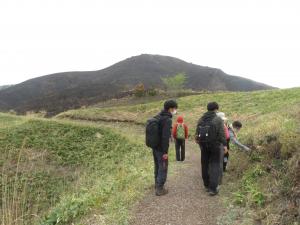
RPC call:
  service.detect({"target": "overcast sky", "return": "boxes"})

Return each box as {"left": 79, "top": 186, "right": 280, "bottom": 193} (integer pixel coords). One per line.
{"left": 0, "top": 0, "right": 299, "bottom": 88}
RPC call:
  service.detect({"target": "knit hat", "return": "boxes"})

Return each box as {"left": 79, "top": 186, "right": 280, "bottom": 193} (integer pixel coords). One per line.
{"left": 177, "top": 116, "right": 184, "bottom": 123}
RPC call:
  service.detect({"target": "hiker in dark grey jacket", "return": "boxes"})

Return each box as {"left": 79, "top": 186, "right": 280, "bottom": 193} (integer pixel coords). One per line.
{"left": 195, "top": 102, "right": 227, "bottom": 196}
{"left": 152, "top": 100, "right": 178, "bottom": 196}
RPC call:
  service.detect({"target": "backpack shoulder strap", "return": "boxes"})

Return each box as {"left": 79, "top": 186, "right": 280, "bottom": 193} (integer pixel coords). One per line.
{"left": 154, "top": 114, "right": 164, "bottom": 125}
{"left": 155, "top": 114, "right": 168, "bottom": 132}
{"left": 197, "top": 117, "right": 203, "bottom": 126}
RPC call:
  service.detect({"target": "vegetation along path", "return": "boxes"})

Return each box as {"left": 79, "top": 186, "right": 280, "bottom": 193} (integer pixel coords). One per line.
{"left": 130, "top": 141, "right": 225, "bottom": 225}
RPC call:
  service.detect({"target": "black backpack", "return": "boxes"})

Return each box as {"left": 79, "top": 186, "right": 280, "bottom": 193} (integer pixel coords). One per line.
{"left": 196, "top": 115, "right": 217, "bottom": 144}
{"left": 145, "top": 115, "right": 162, "bottom": 148}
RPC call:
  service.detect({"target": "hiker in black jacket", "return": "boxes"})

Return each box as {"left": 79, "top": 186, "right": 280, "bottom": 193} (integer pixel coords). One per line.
{"left": 152, "top": 100, "right": 178, "bottom": 196}
{"left": 195, "top": 102, "right": 227, "bottom": 196}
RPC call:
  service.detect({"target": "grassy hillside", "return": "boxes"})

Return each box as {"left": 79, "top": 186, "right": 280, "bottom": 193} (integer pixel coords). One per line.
{"left": 1, "top": 88, "right": 299, "bottom": 225}
{"left": 0, "top": 114, "right": 154, "bottom": 225}
{"left": 58, "top": 88, "right": 300, "bottom": 129}
{"left": 58, "top": 87, "right": 300, "bottom": 225}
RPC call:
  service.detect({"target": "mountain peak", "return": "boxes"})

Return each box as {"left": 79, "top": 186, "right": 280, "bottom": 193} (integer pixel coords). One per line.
{"left": 0, "top": 54, "right": 274, "bottom": 115}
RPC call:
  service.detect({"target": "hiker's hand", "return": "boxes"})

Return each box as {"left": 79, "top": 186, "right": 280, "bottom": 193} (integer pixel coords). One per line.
{"left": 162, "top": 154, "right": 168, "bottom": 160}
{"left": 224, "top": 147, "right": 228, "bottom": 154}
{"left": 245, "top": 146, "right": 251, "bottom": 152}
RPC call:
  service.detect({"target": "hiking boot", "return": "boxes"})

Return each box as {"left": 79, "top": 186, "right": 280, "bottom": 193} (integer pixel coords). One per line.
{"left": 208, "top": 189, "right": 219, "bottom": 196}
{"left": 204, "top": 186, "right": 209, "bottom": 192}
{"left": 155, "top": 187, "right": 168, "bottom": 196}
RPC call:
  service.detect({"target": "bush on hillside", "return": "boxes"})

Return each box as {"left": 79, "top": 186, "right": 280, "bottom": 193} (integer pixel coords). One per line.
{"left": 134, "top": 83, "right": 146, "bottom": 97}
{"left": 147, "top": 88, "right": 158, "bottom": 96}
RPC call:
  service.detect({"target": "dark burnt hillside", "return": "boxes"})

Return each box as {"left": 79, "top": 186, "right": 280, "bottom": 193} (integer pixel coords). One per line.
{"left": 0, "top": 54, "right": 273, "bottom": 115}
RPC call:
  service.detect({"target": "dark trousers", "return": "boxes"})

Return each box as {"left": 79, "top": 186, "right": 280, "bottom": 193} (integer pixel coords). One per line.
{"left": 200, "top": 143, "right": 221, "bottom": 192}
{"left": 219, "top": 144, "right": 224, "bottom": 184}
{"left": 175, "top": 139, "right": 185, "bottom": 161}
{"left": 153, "top": 149, "right": 168, "bottom": 188}
{"left": 223, "top": 152, "right": 229, "bottom": 171}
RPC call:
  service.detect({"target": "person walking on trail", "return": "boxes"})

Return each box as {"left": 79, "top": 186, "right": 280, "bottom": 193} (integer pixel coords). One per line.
{"left": 195, "top": 102, "right": 227, "bottom": 196}
{"left": 216, "top": 112, "right": 230, "bottom": 172}
{"left": 145, "top": 100, "right": 178, "bottom": 196}
{"left": 172, "top": 115, "right": 188, "bottom": 161}
{"left": 216, "top": 112, "right": 230, "bottom": 184}
{"left": 228, "top": 121, "right": 251, "bottom": 152}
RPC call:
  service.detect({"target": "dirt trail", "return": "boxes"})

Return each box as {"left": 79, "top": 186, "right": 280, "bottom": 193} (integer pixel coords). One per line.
{"left": 130, "top": 141, "right": 225, "bottom": 225}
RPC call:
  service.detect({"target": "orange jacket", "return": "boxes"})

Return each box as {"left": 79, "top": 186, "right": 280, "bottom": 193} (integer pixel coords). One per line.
{"left": 172, "top": 116, "right": 189, "bottom": 139}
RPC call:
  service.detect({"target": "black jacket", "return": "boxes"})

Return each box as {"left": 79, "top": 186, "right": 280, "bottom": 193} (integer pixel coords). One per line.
{"left": 157, "top": 110, "right": 173, "bottom": 154}
{"left": 196, "top": 111, "right": 226, "bottom": 146}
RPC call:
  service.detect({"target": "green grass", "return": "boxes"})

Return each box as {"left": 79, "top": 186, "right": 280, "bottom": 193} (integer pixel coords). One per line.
{"left": 57, "top": 88, "right": 300, "bottom": 131}
{"left": 58, "top": 87, "right": 300, "bottom": 225}
{"left": 0, "top": 115, "right": 153, "bottom": 225}
{"left": 2, "top": 88, "right": 300, "bottom": 225}
{"left": 233, "top": 164, "right": 266, "bottom": 207}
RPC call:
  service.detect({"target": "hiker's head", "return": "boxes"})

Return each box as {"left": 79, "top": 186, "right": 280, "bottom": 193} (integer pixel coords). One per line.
{"left": 177, "top": 115, "right": 184, "bottom": 123}
{"left": 207, "top": 102, "right": 219, "bottom": 112}
{"left": 164, "top": 100, "right": 178, "bottom": 115}
{"left": 232, "top": 121, "right": 243, "bottom": 132}
{"left": 216, "top": 112, "right": 228, "bottom": 122}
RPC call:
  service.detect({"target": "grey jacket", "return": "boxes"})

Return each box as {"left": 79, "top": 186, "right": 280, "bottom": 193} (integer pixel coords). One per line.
{"left": 228, "top": 127, "right": 250, "bottom": 151}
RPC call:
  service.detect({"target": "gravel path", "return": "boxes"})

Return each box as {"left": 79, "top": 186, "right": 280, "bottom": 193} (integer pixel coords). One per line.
{"left": 130, "top": 141, "right": 225, "bottom": 225}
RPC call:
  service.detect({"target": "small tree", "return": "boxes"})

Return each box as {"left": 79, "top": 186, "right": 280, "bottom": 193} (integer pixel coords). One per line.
{"left": 147, "top": 88, "right": 158, "bottom": 96}
{"left": 161, "top": 73, "right": 187, "bottom": 91}
{"left": 134, "top": 83, "right": 146, "bottom": 97}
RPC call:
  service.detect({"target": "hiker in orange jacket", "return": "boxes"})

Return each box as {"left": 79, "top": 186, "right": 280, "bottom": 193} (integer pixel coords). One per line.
{"left": 172, "top": 116, "right": 188, "bottom": 161}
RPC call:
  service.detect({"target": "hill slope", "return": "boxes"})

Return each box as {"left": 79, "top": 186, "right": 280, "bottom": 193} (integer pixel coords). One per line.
{"left": 0, "top": 114, "right": 153, "bottom": 225}
{"left": 0, "top": 85, "right": 13, "bottom": 90}
{"left": 58, "top": 87, "right": 300, "bottom": 225}
{"left": 0, "top": 54, "right": 273, "bottom": 115}
{"left": 1, "top": 88, "right": 299, "bottom": 225}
